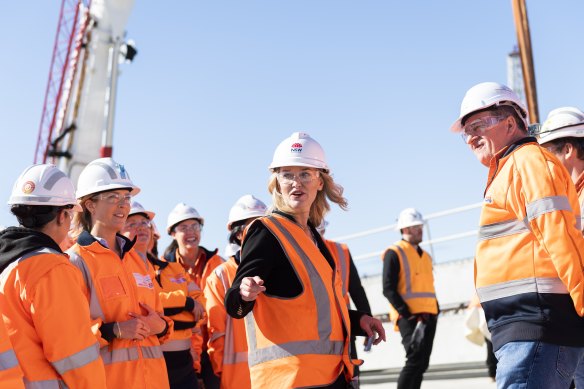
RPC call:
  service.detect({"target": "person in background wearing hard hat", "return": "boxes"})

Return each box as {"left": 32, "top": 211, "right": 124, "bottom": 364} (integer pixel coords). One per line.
{"left": 164, "top": 203, "right": 224, "bottom": 389}
{"left": 452, "top": 82, "right": 584, "bottom": 388}
{"left": 68, "top": 158, "right": 172, "bottom": 389}
{"left": 534, "top": 107, "right": 584, "bottom": 389}
{"left": 205, "top": 194, "right": 267, "bottom": 389}
{"left": 0, "top": 164, "right": 106, "bottom": 388}
{"left": 317, "top": 219, "right": 372, "bottom": 387}
{"left": 382, "top": 208, "right": 438, "bottom": 389}
{"left": 225, "top": 132, "right": 386, "bottom": 389}
{"left": 122, "top": 201, "right": 205, "bottom": 389}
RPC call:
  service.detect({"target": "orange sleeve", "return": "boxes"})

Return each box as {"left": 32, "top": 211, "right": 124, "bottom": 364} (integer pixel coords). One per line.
{"left": 0, "top": 319, "right": 24, "bottom": 388}
{"left": 204, "top": 272, "right": 227, "bottom": 376}
{"left": 30, "top": 263, "right": 107, "bottom": 388}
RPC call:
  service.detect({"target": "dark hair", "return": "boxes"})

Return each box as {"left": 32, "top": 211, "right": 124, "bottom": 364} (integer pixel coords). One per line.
{"left": 546, "top": 137, "right": 584, "bottom": 160}
{"left": 495, "top": 105, "right": 527, "bottom": 132}
{"left": 229, "top": 224, "right": 246, "bottom": 246}
{"left": 163, "top": 239, "right": 179, "bottom": 259}
{"left": 10, "top": 204, "right": 71, "bottom": 229}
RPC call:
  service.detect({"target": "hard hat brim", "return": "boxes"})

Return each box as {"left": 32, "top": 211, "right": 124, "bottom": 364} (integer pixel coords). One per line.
{"left": 76, "top": 184, "right": 140, "bottom": 199}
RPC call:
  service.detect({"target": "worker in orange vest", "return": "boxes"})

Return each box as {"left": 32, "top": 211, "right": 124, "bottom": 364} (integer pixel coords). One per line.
{"left": 225, "top": 132, "right": 386, "bottom": 389}
{"left": 163, "top": 203, "right": 224, "bottom": 389}
{"left": 121, "top": 201, "right": 206, "bottom": 389}
{"left": 205, "top": 194, "right": 267, "bottom": 389}
{"left": 0, "top": 164, "right": 106, "bottom": 388}
{"left": 68, "top": 158, "right": 172, "bottom": 389}
{"left": 317, "top": 219, "right": 372, "bottom": 385}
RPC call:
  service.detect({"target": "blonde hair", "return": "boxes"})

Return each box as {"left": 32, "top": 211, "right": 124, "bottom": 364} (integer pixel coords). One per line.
{"left": 268, "top": 169, "right": 348, "bottom": 227}
{"left": 70, "top": 195, "right": 94, "bottom": 240}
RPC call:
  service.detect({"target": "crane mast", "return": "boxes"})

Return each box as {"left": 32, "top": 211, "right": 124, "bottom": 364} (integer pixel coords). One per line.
{"left": 34, "top": 0, "right": 135, "bottom": 184}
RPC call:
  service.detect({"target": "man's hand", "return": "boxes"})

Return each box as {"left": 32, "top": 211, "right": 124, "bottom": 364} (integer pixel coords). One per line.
{"left": 359, "top": 315, "right": 386, "bottom": 346}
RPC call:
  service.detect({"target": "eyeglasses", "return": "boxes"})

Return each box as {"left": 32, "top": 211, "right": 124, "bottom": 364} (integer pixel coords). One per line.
{"left": 175, "top": 223, "right": 202, "bottom": 233}
{"left": 94, "top": 192, "right": 132, "bottom": 205}
{"left": 125, "top": 220, "right": 152, "bottom": 230}
{"left": 276, "top": 170, "right": 320, "bottom": 185}
{"left": 461, "top": 116, "right": 504, "bottom": 143}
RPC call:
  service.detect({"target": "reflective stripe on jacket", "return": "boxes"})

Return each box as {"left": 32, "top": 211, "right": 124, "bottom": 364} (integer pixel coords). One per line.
{"left": 68, "top": 235, "right": 169, "bottom": 389}
{"left": 242, "top": 215, "right": 354, "bottom": 388}
{"left": 475, "top": 140, "right": 584, "bottom": 350}
{"left": 0, "top": 248, "right": 106, "bottom": 388}
{"left": 325, "top": 240, "right": 351, "bottom": 306}
{"left": 204, "top": 257, "right": 250, "bottom": 389}
{"left": 383, "top": 240, "right": 437, "bottom": 323}
{"left": 0, "top": 313, "right": 23, "bottom": 388}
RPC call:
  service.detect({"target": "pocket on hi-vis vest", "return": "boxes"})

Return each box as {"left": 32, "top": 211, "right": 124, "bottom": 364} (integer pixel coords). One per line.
{"left": 99, "top": 275, "right": 127, "bottom": 299}
{"left": 133, "top": 273, "right": 154, "bottom": 289}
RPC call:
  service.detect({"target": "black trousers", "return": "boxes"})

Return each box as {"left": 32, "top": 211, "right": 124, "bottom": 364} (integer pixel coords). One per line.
{"left": 396, "top": 315, "right": 437, "bottom": 389}
{"left": 485, "top": 338, "right": 497, "bottom": 379}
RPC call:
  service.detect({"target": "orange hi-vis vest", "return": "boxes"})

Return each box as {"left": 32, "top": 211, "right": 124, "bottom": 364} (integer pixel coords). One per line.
{"left": 243, "top": 215, "right": 356, "bottom": 388}
{"left": 0, "top": 248, "right": 106, "bottom": 388}
{"left": 325, "top": 240, "right": 351, "bottom": 306}
{"left": 576, "top": 170, "right": 584, "bottom": 231}
{"left": 475, "top": 141, "right": 584, "bottom": 350}
{"left": 383, "top": 240, "right": 438, "bottom": 323}
{"left": 68, "top": 234, "right": 170, "bottom": 389}
{"left": 153, "top": 258, "right": 204, "bottom": 352}
{"left": 205, "top": 256, "right": 250, "bottom": 389}
{"left": 0, "top": 316, "right": 23, "bottom": 388}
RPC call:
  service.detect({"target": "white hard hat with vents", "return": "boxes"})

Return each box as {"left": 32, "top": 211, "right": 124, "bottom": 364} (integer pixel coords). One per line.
{"left": 8, "top": 164, "right": 82, "bottom": 212}
{"left": 76, "top": 157, "right": 140, "bottom": 199}
{"left": 167, "top": 203, "right": 204, "bottom": 234}
{"left": 535, "top": 107, "right": 584, "bottom": 145}
{"left": 227, "top": 195, "right": 267, "bottom": 230}
{"left": 451, "top": 82, "right": 528, "bottom": 133}
{"left": 396, "top": 208, "right": 424, "bottom": 230}
{"left": 269, "top": 132, "right": 328, "bottom": 172}
{"left": 129, "top": 201, "right": 155, "bottom": 220}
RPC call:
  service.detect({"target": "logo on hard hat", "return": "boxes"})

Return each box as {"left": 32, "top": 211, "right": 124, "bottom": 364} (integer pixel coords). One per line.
{"left": 291, "top": 142, "right": 303, "bottom": 153}
{"left": 22, "top": 181, "right": 35, "bottom": 194}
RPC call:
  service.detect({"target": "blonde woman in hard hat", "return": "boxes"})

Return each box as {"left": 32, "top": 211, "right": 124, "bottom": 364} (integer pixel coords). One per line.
{"left": 225, "top": 132, "right": 386, "bottom": 389}
{"left": 534, "top": 107, "right": 584, "bottom": 389}
{"left": 452, "top": 83, "right": 584, "bottom": 388}
{"left": 122, "top": 202, "right": 205, "bottom": 389}
{"left": 68, "top": 158, "right": 171, "bottom": 389}
{"left": 163, "top": 203, "right": 224, "bottom": 389}
{"left": 382, "top": 208, "right": 438, "bottom": 389}
{"left": 204, "top": 195, "right": 267, "bottom": 389}
{"left": 0, "top": 164, "right": 106, "bottom": 388}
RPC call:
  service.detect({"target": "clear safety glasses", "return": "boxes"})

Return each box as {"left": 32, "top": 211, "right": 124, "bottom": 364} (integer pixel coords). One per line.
{"left": 175, "top": 222, "right": 202, "bottom": 233}
{"left": 276, "top": 170, "right": 320, "bottom": 185}
{"left": 94, "top": 192, "right": 132, "bottom": 205}
{"left": 125, "top": 220, "right": 152, "bottom": 230}
{"left": 461, "top": 116, "right": 504, "bottom": 143}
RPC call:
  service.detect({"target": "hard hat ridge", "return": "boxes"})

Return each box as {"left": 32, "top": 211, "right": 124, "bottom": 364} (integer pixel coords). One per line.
{"left": 76, "top": 157, "right": 140, "bottom": 199}
{"left": 269, "top": 132, "right": 329, "bottom": 172}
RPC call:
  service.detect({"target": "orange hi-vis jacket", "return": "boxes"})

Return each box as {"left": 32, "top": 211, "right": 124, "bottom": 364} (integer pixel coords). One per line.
{"left": 383, "top": 240, "right": 438, "bottom": 324}
{"left": 68, "top": 232, "right": 171, "bottom": 389}
{"left": 575, "top": 170, "right": 584, "bottom": 230}
{"left": 242, "top": 215, "right": 356, "bottom": 388}
{"left": 324, "top": 240, "right": 351, "bottom": 306}
{"left": 475, "top": 139, "right": 584, "bottom": 351}
{"left": 0, "top": 317, "right": 23, "bottom": 388}
{"left": 150, "top": 257, "right": 204, "bottom": 352}
{"left": 0, "top": 247, "right": 106, "bottom": 388}
{"left": 205, "top": 255, "right": 250, "bottom": 389}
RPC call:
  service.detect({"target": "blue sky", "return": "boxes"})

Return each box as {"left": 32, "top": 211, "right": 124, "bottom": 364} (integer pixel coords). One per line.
{"left": 2, "top": 2, "right": 583, "bottom": 276}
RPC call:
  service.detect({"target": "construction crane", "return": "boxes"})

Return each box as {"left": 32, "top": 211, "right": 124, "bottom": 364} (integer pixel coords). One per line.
{"left": 34, "top": 0, "right": 136, "bottom": 183}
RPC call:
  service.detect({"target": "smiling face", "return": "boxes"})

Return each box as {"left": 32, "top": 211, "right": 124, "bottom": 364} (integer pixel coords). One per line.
{"left": 121, "top": 214, "right": 151, "bottom": 252}
{"left": 85, "top": 189, "right": 132, "bottom": 234}
{"left": 462, "top": 110, "right": 516, "bottom": 167}
{"left": 171, "top": 219, "right": 202, "bottom": 251}
{"left": 276, "top": 166, "right": 323, "bottom": 216}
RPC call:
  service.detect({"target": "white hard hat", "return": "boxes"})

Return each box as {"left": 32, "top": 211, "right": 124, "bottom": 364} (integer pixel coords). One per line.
{"left": 224, "top": 242, "right": 240, "bottom": 258}
{"left": 167, "top": 202, "right": 204, "bottom": 234}
{"left": 396, "top": 208, "right": 424, "bottom": 230}
{"left": 129, "top": 201, "right": 155, "bottom": 220}
{"left": 8, "top": 164, "right": 82, "bottom": 212}
{"left": 227, "top": 195, "right": 267, "bottom": 230}
{"left": 269, "top": 132, "right": 328, "bottom": 172}
{"left": 535, "top": 107, "right": 584, "bottom": 145}
{"left": 451, "top": 82, "right": 528, "bottom": 133}
{"left": 76, "top": 158, "right": 140, "bottom": 199}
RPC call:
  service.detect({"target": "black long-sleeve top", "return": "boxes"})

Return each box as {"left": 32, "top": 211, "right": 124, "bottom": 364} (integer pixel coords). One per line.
{"left": 225, "top": 211, "right": 367, "bottom": 337}
{"left": 381, "top": 241, "right": 425, "bottom": 319}
{"left": 347, "top": 253, "right": 372, "bottom": 315}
